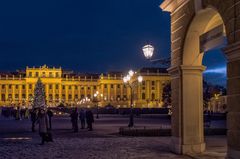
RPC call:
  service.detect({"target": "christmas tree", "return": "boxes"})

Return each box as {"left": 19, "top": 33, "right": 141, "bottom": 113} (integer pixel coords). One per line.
{"left": 33, "top": 78, "right": 46, "bottom": 109}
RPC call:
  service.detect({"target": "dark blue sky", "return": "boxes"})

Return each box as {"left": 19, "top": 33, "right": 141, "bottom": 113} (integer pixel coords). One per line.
{"left": 0, "top": 0, "right": 226, "bottom": 85}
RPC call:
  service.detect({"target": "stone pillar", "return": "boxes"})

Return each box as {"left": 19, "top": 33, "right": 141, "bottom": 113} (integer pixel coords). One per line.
{"left": 168, "top": 65, "right": 206, "bottom": 154}
{"left": 120, "top": 85, "right": 123, "bottom": 99}
{"left": 107, "top": 84, "right": 110, "bottom": 101}
{"left": 114, "top": 84, "right": 117, "bottom": 101}
{"left": 59, "top": 85, "right": 62, "bottom": 101}
{"left": 84, "top": 86, "right": 87, "bottom": 98}
{"left": 53, "top": 84, "right": 56, "bottom": 104}
{"left": 77, "top": 85, "right": 80, "bottom": 100}
{"left": 90, "top": 86, "right": 94, "bottom": 99}
{"left": 65, "top": 85, "right": 69, "bottom": 104}
{"left": 224, "top": 42, "right": 240, "bottom": 159}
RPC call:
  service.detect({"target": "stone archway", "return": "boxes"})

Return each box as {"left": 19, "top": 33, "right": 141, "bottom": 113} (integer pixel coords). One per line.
{"left": 160, "top": 0, "right": 240, "bottom": 158}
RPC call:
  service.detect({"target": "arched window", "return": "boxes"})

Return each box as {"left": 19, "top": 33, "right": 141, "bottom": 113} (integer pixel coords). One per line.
{"left": 151, "top": 93, "right": 155, "bottom": 101}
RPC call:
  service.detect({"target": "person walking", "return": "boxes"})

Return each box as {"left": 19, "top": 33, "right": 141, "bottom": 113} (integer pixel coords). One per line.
{"left": 16, "top": 106, "right": 20, "bottom": 120}
{"left": 47, "top": 109, "right": 53, "bottom": 130}
{"left": 79, "top": 109, "right": 86, "bottom": 129}
{"left": 70, "top": 108, "right": 78, "bottom": 132}
{"left": 37, "top": 109, "right": 50, "bottom": 145}
{"left": 30, "top": 109, "right": 37, "bottom": 132}
{"left": 86, "top": 109, "right": 94, "bottom": 131}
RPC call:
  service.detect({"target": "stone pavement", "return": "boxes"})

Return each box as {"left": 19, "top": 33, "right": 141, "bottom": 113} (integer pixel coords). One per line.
{"left": 0, "top": 115, "right": 227, "bottom": 159}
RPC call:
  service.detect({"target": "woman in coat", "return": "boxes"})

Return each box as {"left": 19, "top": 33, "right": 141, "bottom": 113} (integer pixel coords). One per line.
{"left": 37, "top": 109, "right": 49, "bottom": 145}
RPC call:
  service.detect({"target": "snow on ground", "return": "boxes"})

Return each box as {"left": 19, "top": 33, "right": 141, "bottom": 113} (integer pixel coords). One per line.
{"left": 0, "top": 115, "right": 227, "bottom": 159}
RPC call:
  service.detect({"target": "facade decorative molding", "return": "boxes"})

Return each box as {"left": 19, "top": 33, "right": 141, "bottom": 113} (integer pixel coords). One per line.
{"left": 223, "top": 41, "right": 240, "bottom": 62}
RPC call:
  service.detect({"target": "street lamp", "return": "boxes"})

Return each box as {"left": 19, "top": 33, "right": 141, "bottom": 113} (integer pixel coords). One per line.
{"left": 123, "top": 70, "right": 143, "bottom": 127}
{"left": 142, "top": 44, "right": 170, "bottom": 66}
{"left": 142, "top": 45, "right": 154, "bottom": 60}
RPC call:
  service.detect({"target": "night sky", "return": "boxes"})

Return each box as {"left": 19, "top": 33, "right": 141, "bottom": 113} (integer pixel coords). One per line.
{"left": 0, "top": 0, "right": 226, "bottom": 86}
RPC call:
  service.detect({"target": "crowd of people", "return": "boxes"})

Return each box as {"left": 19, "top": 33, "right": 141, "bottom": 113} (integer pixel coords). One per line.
{"left": 0, "top": 106, "right": 30, "bottom": 120}
{"left": 1, "top": 106, "right": 95, "bottom": 145}
{"left": 70, "top": 108, "right": 94, "bottom": 132}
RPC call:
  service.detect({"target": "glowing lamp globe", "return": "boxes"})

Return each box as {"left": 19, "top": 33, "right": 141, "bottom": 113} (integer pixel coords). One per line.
{"left": 138, "top": 76, "right": 143, "bottom": 83}
{"left": 128, "top": 70, "right": 134, "bottom": 77}
{"left": 142, "top": 45, "right": 154, "bottom": 60}
{"left": 123, "top": 76, "right": 128, "bottom": 83}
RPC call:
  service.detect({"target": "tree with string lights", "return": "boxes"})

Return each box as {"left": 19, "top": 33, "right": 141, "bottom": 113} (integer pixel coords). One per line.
{"left": 33, "top": 78, "right": 47, "bottom": 109}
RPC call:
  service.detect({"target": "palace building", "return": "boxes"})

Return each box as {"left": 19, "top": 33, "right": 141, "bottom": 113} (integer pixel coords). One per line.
{"left": 0, "top": 65, "right": 170, "bottom": 108}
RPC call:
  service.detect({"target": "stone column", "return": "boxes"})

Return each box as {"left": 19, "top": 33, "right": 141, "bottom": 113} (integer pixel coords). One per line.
{"left": 53, "top": 84, "right": 56, "bottom": 105}
{"left": 107, "top": 84, "right": 110, "bottom": 101}
{"left": 168, "top": 65, "right": 206, "bottom": 154}
{"left": 224, "top": 42, "right": 240, "bottom": 159}
{"left": 120, "top": 84, "right": 123, "bottom": 99}
{"left": 65, "top": 85, "right": 69, "bottom": 105}
{"left": 59, "top": 85, "right": 62, "bottom": 102}
{"left": 114, "top": 84, "right": 117, "bottom": 101}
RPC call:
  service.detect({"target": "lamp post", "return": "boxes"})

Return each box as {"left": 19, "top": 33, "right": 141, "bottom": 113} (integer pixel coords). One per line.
{"left": 142, "top": 44, "right": 170, "bottom": 67}
{"left": 123, "top": 70, "right": 143, "bottom": 127}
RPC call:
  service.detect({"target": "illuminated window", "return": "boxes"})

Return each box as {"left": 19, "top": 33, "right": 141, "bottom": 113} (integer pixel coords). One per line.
{"left": 81, "top": 94, "right": 84, "bottom": 99}
{"left": 29, "top": 72, "right": 32, "bottom": 77}
{"left": 152, "top": 81, "right": 155, "bottom": 85}
{"left": 8, "top": 94, "right": 12, "bottom": 100}
{"left": 151, "top": 93, "right": 155, "bottom": 100}
{"left": 1, "top": 94, "right": 5, "bottom": 101}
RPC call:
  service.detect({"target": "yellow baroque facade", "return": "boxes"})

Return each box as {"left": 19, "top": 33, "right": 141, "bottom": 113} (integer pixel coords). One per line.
{"left": 0, "top": 65, "right": 170, "bottom": 108}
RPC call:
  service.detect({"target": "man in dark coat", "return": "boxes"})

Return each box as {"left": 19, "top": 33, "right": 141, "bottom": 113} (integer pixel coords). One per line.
{"left": 79, "top": 109, "right": 86, "bottom": 129}
{"left": 47, "top": 109, "right": 53, "bottom": 130}
{"left": 70, "top": 108, "right": 78, "bottom": 132}
{"left": 86, "top": 109, "right": 94, "bottom": 131}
